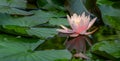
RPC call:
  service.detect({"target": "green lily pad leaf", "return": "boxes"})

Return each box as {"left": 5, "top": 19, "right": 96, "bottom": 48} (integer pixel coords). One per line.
{"left": 0, "top": 0, "right": 26, "bottom": 8}
{"left": 27, "top": 28, "right": 57, "bottom": 39}
{"left": 92, "top": 41, "right": 120, "bottom": 59}
{"left": 0, "top": 25, "right": 29, "bottom": 36}
{"left": 0, "top": 10, "right": 59, "bottom": 38}
{"left": 0, "top": 5, "right": 33, "bottom": 15}
{"left": 33, "top": 50, "right": 71, "bottom": 61}
{"left": 0, "top": 34, "right": 71, "bottom": 61}
{"left": 0, "top": 0, "right": 31, "bottom": 15}
{"left": 31, "top": 10, "right": 66, "bottom": 18}
{"left": 49, "top": 18, "right": 69, "bottom": 26}
{"left": 0, "top": 10, "right": 53, "bottom": 27}
{"left": 0, "top": 10, "right": 66, "bottom": 27}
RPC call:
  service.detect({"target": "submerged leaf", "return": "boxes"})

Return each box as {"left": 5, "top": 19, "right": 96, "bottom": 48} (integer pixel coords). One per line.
{"left": 65, "top": 0, "right": 90, "bottom": 15}
{"left": 97, "top": 0, "right": 120, "bottom": 31}
{"left": 37, "top": 0, "right": 65, "bottom": 11}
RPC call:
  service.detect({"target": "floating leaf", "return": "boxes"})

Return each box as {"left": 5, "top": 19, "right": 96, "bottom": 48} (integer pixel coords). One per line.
{"left": 0, "top": 0, "right": 33, "bottom": 15}
{"left": 0, "top": 10, "right": 60, "bottom": 27}
{"left": 0, "top": 10, "right": 61, "bottom": 38}
{"left": 0, "top": 34, "right": 71, "bottom": 61}
{"left": 0, "top": 0, "right": 27, "bottom": 8}
{"left": 0, "top": 5, "right": 33, "bottom": 15}
{"left": 0, "top": 10, "right": 52, "bottom": 27}
{"left": 49, "top": 18, "right": 69, "bottom": 26}
{"left": 92, "top": 41, "right": 120, "bottom": 59}
{"left": 0, "top": 25, "right": 29, "bottom": 36}
{"left": 27, "top": 28, "right": 57, "bottom": 39}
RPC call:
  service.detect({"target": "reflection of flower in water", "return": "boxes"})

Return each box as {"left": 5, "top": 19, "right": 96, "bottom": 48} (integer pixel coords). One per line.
{"left": 57, "top": 12, "right": 98, "bottom": 59}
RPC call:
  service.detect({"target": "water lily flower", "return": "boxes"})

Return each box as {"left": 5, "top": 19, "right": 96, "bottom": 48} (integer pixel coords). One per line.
{"left": 57, "top": 12, "right": 97, "bottom": 37}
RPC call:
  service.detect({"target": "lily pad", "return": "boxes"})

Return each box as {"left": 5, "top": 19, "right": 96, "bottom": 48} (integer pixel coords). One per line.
{"left": 0, "top": 0, "right": 32, "bottom": 15}
{"left": 0, "top": 0, "right": 27, "bottom": 8}
{"left": 49, "top": 18, "right": 69, "bottom": 26}
{"left": 0, "top": 34, "right": 71, "bottom": 61}
{"left": 92, "top": 41, "right": 120, "bottom": 59}
{"left": 0, "top": 5, "right": 33, "bottom": 15}
{"left": 27, "top": 28, "right": 57, "bottom": 39}
{"left": 0, "top": 10, "right": 50, "bottom": 27}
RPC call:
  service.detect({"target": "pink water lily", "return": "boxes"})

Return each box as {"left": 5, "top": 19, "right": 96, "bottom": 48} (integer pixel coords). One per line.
{"left": 57, "top": 12, "right": 97, "bottom": 37}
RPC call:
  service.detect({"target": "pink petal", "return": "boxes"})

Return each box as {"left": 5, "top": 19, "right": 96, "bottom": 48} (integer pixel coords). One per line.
{"left": 56, "top": 29, "right": 73, "bottom": 33}
{"left": 79, "top": 12, "right": 86, "bottom": 27}
{"left": 70, "top": 33, "right": 79, "bottom": 37}
{"left": 81, "top": 12, "right": 85, "bottom": 18}
{"left": 70, "top": 14, "right": 80, "bottom": 31}
{"left": 80, "top": 15, "right": 90, "bottom": 32}
{"left": 84, "top": 15, "right": 90, "bottom": 25}
{"left": 73, "top": 13, "right": 77, "bottom": 19}
{"left": 67, "top": 15, "right": 75, "bottom": 29}
{"left": 76, "top": 25, "right": 88, "bottom": 34}
{"left": 87, "top": 15, "right": 90, "bottom": 22}
{"left": 67, "top": 15, "right": 71, "bottom": 23}
{"left": 84, "top": 28, "right": 98, "bottom": 35}
{"left": 87, "top": 17, "right": 97, "bottom": 30}
{"left": 60, "top": 25, "right": 69, "bottom": 30}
